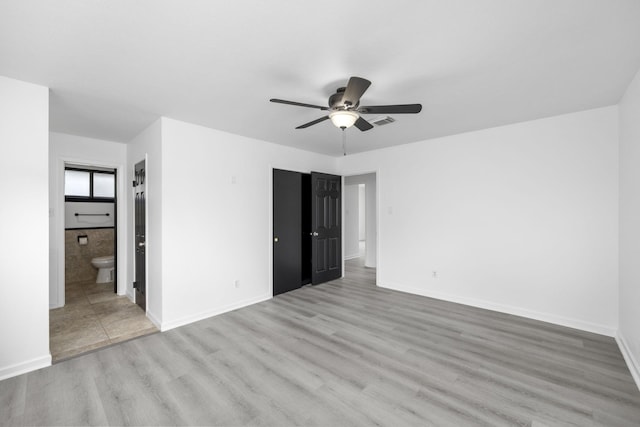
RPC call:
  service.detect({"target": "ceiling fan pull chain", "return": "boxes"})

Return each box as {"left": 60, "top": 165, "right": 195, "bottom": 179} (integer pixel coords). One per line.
{"left": 342, "top": 128, "right": 347, "bottom": 156}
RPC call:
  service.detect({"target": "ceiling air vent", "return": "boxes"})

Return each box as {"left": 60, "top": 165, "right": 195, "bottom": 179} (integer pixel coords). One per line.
{"left": 370, "top": 116, "right": 396, "bottom": 126}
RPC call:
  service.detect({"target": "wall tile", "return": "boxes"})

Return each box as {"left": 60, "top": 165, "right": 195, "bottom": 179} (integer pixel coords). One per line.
{"left": 65, "top": 228, "right": 114, "bottom": 284}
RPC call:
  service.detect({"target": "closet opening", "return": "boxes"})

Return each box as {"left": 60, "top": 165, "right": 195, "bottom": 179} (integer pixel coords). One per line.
{"left": 273, "top": 169, "right": 342, "bottom": 296}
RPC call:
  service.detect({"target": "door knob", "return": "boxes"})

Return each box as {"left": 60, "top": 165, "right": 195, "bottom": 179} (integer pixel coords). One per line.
{"left": 274, "top": 237, "right": 279, "bottom": 242}
{"left": 312, "top": 232, "right": 319, "bottom": 237}
{"left": 138, "top": 242, "right": 145, "bottom": 247}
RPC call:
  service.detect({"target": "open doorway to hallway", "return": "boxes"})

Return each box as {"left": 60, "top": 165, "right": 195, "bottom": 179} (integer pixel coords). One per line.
{"left": 344, "top": 173, "right": 377, "bottom": 281}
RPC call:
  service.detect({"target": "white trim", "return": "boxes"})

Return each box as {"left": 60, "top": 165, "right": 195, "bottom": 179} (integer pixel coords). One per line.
{"left": 344, "top": 253, "right": 361, "bottom": 260}
{"left": 341, "top": 176, "right": 344, "bottom": 278}
{"left": 375, "top": 169, "right": 380, "bottom": 287}
{"left": 159, "top": 294, "right": 271, "bottom": 331}
{"left": 146, "top": 309, "right": 162, "bottom": 330}
{"left": 268, "top": 164, "right": 274, "bottom": 296}
{"left": 0, "top": 354, "right": 51, "bottom": 381}
{"left": 55, "top": 158, "right": 65, "bottom": 307}
{"left": 379, "top": 281, "right": 617, "bottom": 337}
{"left": 616, "top": 332, "right": 640, "bottom": 392}
{"left": 54, "top": 156, "right": 128, "bottom": 308}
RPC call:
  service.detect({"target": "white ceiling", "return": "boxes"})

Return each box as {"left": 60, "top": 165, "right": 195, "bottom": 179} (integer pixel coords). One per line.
{"left": 1, "top": 1, "right": 640, "bottom": 156}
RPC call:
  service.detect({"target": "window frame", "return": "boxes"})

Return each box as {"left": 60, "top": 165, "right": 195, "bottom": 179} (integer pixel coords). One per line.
{"left": 64, "top": 167, "right": 116, "bottom": 202}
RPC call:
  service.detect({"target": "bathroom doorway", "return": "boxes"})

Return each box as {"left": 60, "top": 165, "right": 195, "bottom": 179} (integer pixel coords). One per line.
{"left": 63, "top": 165, "right": 118, "bottom": 293}
{"left": 49, "top": 162, "right": 157, "bottom": 362}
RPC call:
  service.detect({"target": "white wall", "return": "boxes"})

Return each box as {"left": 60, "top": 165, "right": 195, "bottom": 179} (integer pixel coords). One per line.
{"left": 344, "top": 184, "right": 360, "bottom": 259}
{"left": 49, "top": 132, "right": 127, "bottom": 308}
{"left": 159, "top": 118, "right": 336, "bottom": 330}
{"left": 0, "top": 76, "right": 50, "bottom": 380}
{"left": 65, "top": 202, "right": 115, "bottom": 229}
{"left": 127, "top": 119, "right": 163, "bottom": 327}
{"left": 619, "top": 66, "right": 640, "bottom": 387}
{"left": 338, "top": 106, "right": 619, "bottom": 335}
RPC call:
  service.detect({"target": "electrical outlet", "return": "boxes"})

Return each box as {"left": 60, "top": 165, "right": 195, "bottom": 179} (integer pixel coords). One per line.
{"left": 234, "top": 279, "right": 240, "bottom": 288}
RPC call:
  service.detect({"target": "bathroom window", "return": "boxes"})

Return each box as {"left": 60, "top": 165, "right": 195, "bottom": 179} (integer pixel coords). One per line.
{"left": 93, "top": 173, "right": 115, "bottom": 198}
{"left": 65, "top": 168, "right": 115, "bottom": 201}
{"left": 64, "top": 170, "right": 91, "bottom": 197}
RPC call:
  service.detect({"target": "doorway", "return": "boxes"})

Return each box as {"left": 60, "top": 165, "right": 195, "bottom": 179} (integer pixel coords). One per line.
{"left": 49, "top": 161, "right": 156, "bottom": 362}
{"left": 63, "top": 164, "right": 118, "bottom": 293}
{"left": 344, "top": 173, "right": 377, "bottom": 281}
{"left": 272, "top": 169, "right": 342, "bottom": 296}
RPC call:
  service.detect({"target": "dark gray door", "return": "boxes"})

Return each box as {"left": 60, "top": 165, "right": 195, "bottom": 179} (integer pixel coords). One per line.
{"left": 273, "top": 169, "right": 302, "bottom": 296}
{"left": 134, "top": 160, "right": 146, "bottom": 311}
{"left": 311, "top": 172, "right": 342, "bottom": 284}
{"left": 113, "top": 169, "right": 118, "bottom": 294}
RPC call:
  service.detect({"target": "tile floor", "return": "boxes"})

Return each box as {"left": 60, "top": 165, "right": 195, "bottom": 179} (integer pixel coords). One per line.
{"left": 49, "top": 279, "right": 158, "bottom": 362}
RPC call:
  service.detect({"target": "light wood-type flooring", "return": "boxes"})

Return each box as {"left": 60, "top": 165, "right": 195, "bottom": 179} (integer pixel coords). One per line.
{"left": 2, "top": 259, "right": 640, "bottom": 426}
{"left": 49, "top": 279, "right": 158, "bottom": 362}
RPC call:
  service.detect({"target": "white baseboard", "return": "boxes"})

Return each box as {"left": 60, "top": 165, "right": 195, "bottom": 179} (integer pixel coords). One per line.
{"left": 159, "top": 294, "right": 272, "bottom": 332}
{"left": 378, "top": 281, "right": 616, "bottom": 337}
{"left": 126, "top": 289, "right": 135, "bottom": 303}
{"left": 0, "top": 354, "right": 51, "bottom": 381}
{"left": 344, "top": 253, "right": 361, "bottom": 260}
{"left": 146, "top": 309, "right": 162, "bottom": 330}
{"left": 616, "top": 332, "right": 640, "bottom": 392}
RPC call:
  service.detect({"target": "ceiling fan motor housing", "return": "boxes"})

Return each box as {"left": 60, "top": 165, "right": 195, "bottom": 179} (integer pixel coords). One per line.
{"left": 329, "top": 87, "right": 358, "bottom": 110}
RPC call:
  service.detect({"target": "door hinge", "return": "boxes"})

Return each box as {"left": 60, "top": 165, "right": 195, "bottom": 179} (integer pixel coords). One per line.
{"left": 133, "top": 281, "right": 138, "bottom": 289}
{"left": 132, "top": 180, "right": 137, "bottom": 188}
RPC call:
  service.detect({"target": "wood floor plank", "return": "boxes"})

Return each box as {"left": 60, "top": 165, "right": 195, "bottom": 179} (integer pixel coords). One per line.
{"left": 1, "top": 259, "right": 640, "bottom": 426}
{"left": 0, "top": 375, "right": 26, "bottom": 426}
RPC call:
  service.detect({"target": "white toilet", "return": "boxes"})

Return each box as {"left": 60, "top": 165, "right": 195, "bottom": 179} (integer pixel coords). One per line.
{"left": 91, "top": 255, "right": 115, "bottom": 283}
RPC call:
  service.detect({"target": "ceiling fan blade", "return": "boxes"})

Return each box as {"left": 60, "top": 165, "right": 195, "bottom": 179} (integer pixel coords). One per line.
{"left": 341, "top": 77, "right": 371, "bottom": 107}
{"left": 358, "top": 104, "right": 422, "bottom": 114}
{"left": 296, "top": 115, "right": 330, "bottom": 129}
{"left": 270, "top": 99, "right": 329, "bottom": 111}
{"left": 354, "top": 117, "right": 373, "bottom": 131}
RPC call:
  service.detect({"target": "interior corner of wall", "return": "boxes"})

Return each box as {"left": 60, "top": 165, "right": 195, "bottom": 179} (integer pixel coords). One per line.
{"left": 616, "top": 331, "right": 640, "bottom": 392}
{"left": 146, "top": 309, "right": 163, "bottom": 331}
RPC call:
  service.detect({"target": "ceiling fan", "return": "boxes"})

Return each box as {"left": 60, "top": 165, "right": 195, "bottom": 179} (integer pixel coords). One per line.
{"left": 270, "top": 76, "right": 422, "bottom": 131}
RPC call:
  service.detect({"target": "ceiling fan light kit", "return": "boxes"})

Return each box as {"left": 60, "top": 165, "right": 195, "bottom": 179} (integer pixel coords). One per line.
{"left": 329, "top": 110, "right": 359, "bottom": 129}
{"left": 270, "top": 76, "right": 422, "bottom": 134}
